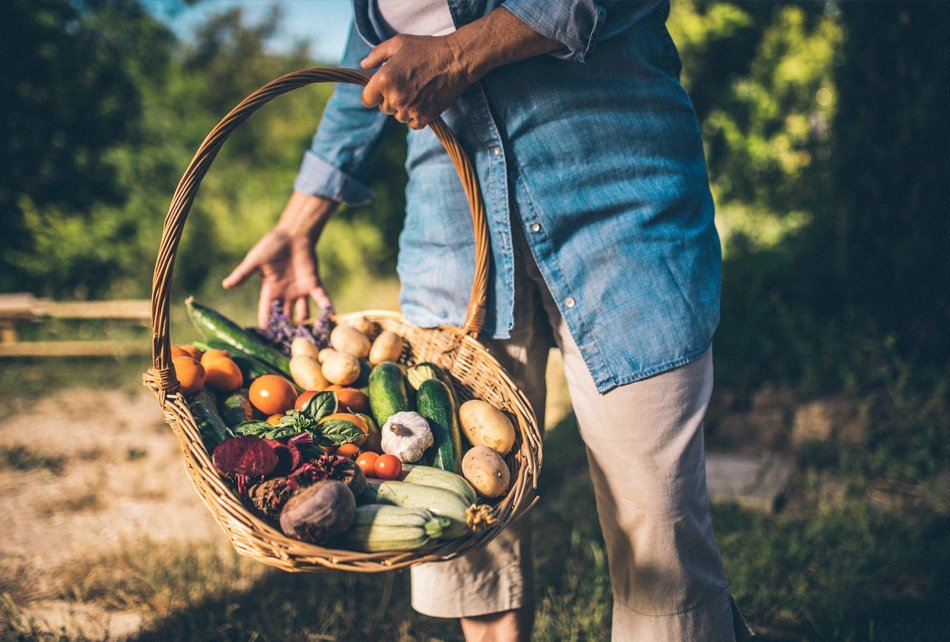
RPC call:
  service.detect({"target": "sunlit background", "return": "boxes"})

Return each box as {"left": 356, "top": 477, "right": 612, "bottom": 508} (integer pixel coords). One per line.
{"left": 1, "top": 1, "right": 948, "bottom": 640}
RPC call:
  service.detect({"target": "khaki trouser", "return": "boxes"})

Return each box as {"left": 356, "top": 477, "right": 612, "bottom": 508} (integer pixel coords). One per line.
{"left": 410, "top": 224, "right": 752, "bottom": 641}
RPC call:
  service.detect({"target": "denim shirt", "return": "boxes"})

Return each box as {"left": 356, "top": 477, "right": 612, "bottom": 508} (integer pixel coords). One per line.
{"left": 294, "top": 0, "right": 720, "bottom": 393}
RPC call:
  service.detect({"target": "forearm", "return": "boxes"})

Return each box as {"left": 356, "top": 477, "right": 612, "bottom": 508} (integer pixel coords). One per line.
{"left": 448, "top": 8, "right": 562, "bottom": 83}
{"left": 275, "top": 191, "right": 338, "bottom": 243}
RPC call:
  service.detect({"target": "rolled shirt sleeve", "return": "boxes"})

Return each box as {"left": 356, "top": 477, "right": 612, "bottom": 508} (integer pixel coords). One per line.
{"left": 293, "top": 24, "right": 390, "bottom": 205}
{"left": 501, "top": 0, "right": 606, "bottom": 62}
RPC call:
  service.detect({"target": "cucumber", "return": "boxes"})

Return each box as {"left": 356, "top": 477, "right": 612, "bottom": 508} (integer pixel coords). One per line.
{"left": 188, "top": 388, "right": 231, "bottom": 450}
{"left": 185, "top": 297, "right": 291, "bottom": 378}
{"left": 219, "top": 389, "right": 253, "bottom": 428}
{"left": 368, "top": 362, "right": 411, "bottom": 427}
{"left": 416, "top": 378, "right": 462, "bottom": 473}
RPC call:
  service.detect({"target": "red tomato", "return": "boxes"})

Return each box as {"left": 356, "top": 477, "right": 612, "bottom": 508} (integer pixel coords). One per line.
{"left": 356, "top": 452, "right": 379, "bottom": 478}
{"left": 294, "top": 390, "right": 319, "bottom": 411}
{"left": 374, "top": 454, "right": 402, "bottom": 480}
{"left": 336, "top": 443, "right": 361, "bottom": 459}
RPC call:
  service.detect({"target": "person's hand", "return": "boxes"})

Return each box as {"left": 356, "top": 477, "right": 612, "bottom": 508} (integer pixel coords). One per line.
{"left": 222, "top": 192, "right": 337, "bottom": 328}
{"left": 360, "top": 34, "right": 474, "bottom": 129}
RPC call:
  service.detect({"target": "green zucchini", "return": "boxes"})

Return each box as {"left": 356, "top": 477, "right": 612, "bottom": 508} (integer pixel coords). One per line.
{"left": 416, "top": 378, "right": 462, "bottom": 472}
{"left": 407, "top": 362, "right": 460, "bottom": 408}
{"left": 359, "top": 479, "right": 473, "bottom": 539}
{"left": 368, "top": 361, "right": 411, "bottom": 427}
{"left": 400, "top": 464, "right": 478, "bottom": 505}
{"left": 185, "top": 297, "right": 291, "bottom": 378}
{"left": 188, "top": 388, "right": 231, "bottom": 450}
{"left": 340, "top": 504, "right": 449, "bottom": 552}
{"left": 219, "top": 389, "right": 253, "bottom": 428}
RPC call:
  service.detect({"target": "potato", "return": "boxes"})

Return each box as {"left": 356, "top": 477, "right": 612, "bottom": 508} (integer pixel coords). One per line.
{"left": 369, "top": 331, "right": 404, "bottom": 365}
{"left": 462, "top": 446, "right": 510, "bottom": 498}
{"left": 318, "top": 348, "right": 336, "bottom": 364}
{"left": 290, "top": 337, "right": 321, "bottom": 360}
{"left": 342, "top": 315, "right": 378, "bottom": 338}
{"left": 459, "top": 400, "right": 516, "bottom": 456}
{"left": 330, "top": 324, "right": 371, "bottom": 358}
{"left": 290, "top": 354, "right": 328, "bottom": 391}
{"left": 321, "top": 351, "right": 360, "bottom": 386}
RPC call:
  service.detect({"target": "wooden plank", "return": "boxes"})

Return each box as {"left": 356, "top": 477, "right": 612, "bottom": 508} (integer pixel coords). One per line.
{"left": 0, "top": 293, "right": 40, "bottom": 319}
{"left": 0, "top": 340, "right": 149, "bottom": 358}
{"left": 38, "top": 299, "right": 150, "bottom": 320}
{"left": 706, "top": 452, "right": 793, "bottom": 513}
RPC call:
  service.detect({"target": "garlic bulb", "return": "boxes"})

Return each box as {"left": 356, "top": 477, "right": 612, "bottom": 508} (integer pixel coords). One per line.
{"left": 381, "top": 411, "right": 433, "bottom": 463}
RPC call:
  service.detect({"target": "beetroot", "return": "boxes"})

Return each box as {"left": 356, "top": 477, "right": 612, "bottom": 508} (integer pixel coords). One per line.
{"left": 212, "top": 436, "right": 278, "bottom": 477}
{"left": 264, "top": 438, "right": 303, "bottom": 477}
{"left": 279, "top": 480, "right": 355, "bottom": 543}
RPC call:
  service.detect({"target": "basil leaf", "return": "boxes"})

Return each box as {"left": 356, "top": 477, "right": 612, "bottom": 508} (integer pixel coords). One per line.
{"left": 233, "top": 421, "right": 275, "bottom": 437}
{"left": 316, "top": 419, "right": 365, "bottom": 446}
{"left": 303, "top": 390, "right": 337, "bottom": 423}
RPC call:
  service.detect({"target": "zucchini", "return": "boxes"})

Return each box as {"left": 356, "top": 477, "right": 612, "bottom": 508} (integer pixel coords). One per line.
{"left": 360, "top": 479, "right": 473, "bottom": 539}
{"left": 407, "top": 362, "right": 460, "bottom": 408}
{"left": 188, "top": 388, "right": 231, "bottom": 450}
{"left": 219, "top": 388, "right": 253, "bottom": 428}
{"left": 416, "top": 378, "right": 462, "bottom": 472}
{"left": 340, "top": 504, "right": 449, "bottom": 552}
{"left": 185, "top": 297, "right": 291, "bottom": 378}
{"left": 368, "top": 361, "right": 411, "bottom": 427}
{"left": 400, "top": 464, "right": 478, "bottom": 505}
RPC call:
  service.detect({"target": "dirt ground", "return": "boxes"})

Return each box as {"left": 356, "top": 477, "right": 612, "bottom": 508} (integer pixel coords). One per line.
{"left": 0, "top": 388, "right": 227, "bottom": 639}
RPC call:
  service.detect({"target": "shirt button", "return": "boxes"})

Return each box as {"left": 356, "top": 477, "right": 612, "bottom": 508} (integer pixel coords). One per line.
{"left": 529, "top": 222, "right": 541, "bottom": 233}
{"left": 564, "top": 296, "right": 576, "bottom": 309}
{"left": 491, "top": 145, "right": 502, "bottom": 156}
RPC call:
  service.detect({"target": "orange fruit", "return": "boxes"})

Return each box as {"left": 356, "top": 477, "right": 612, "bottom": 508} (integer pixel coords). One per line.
{"left": 319, "top": 413, "right": 369, "bottom": 446}
{"left": 172, "top": 356, "right": 205, "bottom": 395}
{"left": 336, "top": 443, "right": 361, "bottom": 459}
{"left": 248, "top": 374, "right": 296, "bottom": 415}
{"left": 172, "top": 344, "right": 201, "bottom": 360}
{"left": 333, "top": 388, "right": 371, "bottom": 414}
{"left": 200, "top": 348, "right": 231, "bottom": 369}
{"left": 204, "top": 357, "right": 243, "bottom": 392}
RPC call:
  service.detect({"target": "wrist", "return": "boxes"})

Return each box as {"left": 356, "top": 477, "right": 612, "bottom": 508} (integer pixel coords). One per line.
{"left": 276, "top": 191, "right": 338, "bottom": 242}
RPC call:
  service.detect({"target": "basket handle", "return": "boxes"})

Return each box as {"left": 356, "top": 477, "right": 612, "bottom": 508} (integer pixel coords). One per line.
{"left": 150, "top": 68, "right": 490, "bottom": 376}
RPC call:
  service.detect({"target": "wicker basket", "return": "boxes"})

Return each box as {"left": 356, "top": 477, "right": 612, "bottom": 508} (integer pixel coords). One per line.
{"left": 143, "top": 68, "right": 542, "bottom": 572}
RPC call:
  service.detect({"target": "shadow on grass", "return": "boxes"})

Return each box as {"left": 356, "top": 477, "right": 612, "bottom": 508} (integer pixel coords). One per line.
{"left": 128, "top": 410, "right": 950, "bottom": 641}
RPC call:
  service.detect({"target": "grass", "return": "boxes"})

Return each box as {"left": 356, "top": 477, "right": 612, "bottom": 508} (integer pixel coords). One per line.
{"left": 0, "top": 445, "right": 67, "bottom": 476}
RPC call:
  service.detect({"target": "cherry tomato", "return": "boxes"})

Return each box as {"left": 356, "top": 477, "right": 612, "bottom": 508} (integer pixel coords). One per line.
{"left": 336, "top": 443, "right": 361, "bottom": 459}
{"left": 294, "top": 390, "right": 319, "bottom": 411}
{"left": 248, "top": 374, "right": 296, "bottom": 415}
{"left": 356, "top": 452, "right": 379, "bottom": 478}
{"left": 374, "top": 454, "right": 402, "bottom": 480}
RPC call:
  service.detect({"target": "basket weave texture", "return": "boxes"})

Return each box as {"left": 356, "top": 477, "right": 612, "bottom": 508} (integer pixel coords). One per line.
{"left": 143, "top": 68, "right": 542, "bottom": 572}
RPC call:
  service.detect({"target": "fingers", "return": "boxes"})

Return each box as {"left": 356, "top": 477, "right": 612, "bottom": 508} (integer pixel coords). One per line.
{"left": 310, "top": 285, "right": 334, "bottom": 314}
{"left": 360, "top": 37, "right": 400, "bottom": 69}
{"left": 258, "top": 284, "right": 274, "bottom": 329}
{"left": 222, "top": 254, "right": 258, "bottom": 289}
{"left": 294, "top": 297, "right": 310, "bottom": 323}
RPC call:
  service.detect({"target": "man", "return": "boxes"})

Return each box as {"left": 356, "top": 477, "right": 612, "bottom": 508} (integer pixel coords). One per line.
{"left": 224, "top": 2, "right": 751, "bottom": 640}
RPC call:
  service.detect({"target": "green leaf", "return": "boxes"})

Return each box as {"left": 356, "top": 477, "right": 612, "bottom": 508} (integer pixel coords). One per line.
{"left": 303, "top": 391, "right": 337, "bottom": 423}
{"left": 316, "top": 419, "right": 364, "bottom": 446}
{"left": 233, "top": 421, "right": 275, "bottom": 437}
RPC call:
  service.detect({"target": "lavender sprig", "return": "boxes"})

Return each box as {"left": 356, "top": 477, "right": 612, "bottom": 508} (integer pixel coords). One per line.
{"left": 248, "top": 300, "right": 334, "bottom": 355}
